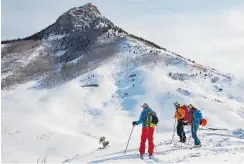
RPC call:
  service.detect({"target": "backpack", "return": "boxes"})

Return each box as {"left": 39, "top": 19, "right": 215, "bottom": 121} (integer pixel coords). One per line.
{"left": 148, "top": 110, "right": 159, "bottom": 125}
{"left": 188, "top": 109, "right": 194, "bottom": 124}
{"left": 194, "top": 109, "right": 203, "bottom": 125}
{"left": 181, "top": 105, "right": 189, "bottom": 122}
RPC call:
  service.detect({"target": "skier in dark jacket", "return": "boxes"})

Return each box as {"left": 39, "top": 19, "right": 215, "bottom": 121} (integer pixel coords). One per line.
{"left": 174, "top": 103, "right": 186, "bottom": 143}
{"left": 132, "top": 103, "right": 156, "bottom": 159}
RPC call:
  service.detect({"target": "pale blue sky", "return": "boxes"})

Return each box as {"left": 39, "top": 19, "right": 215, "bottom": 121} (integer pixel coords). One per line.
{"left": 1, "top": 0, "right": 244, "bottom": 76}
{"left": 2, "top": 0, "right": 244, "bottom": 40}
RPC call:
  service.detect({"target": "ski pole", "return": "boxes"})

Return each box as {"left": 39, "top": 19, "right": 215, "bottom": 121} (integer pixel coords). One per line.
{"left": 124, "top": 125, "right": 135, "bottom": 154}
{"left": 180, "top": 122, "right": 187, "bottom": 149}
{"left": 170, "top": 119, "right": 176, "bottom": 143}
{"left": 154, "top": 144, "right": 157, "bottom": 153}
{"left": 187, "top": 125, "right": 192, "bottom": 147}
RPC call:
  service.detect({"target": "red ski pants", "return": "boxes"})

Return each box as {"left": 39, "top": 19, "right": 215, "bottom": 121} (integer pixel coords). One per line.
{"left": 139, "top": 127, "right": 155, "bottom": 155}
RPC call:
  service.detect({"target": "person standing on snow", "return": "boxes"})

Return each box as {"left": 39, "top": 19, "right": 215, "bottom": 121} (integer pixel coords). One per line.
{"left": 174, "top": 102, "right": 186, "bottom": 143}
{"left": 132, "top": 103, "right": 157, "bottom": 159}
{"left": 188, "top": 104, "right": 202, "bottom": 148}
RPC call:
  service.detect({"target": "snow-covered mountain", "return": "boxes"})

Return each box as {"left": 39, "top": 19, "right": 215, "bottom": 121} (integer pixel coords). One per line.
{"left": 1, "top": 2, "right": 164, "bottom": 89}
{"left": 1, "top": 3, "right": 244, "bottom": 163}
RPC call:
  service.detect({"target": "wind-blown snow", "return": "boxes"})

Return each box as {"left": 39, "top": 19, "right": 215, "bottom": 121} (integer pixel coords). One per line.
{"left": 1, "top": 43, "right": 10, "bottom": 48}
{"left": 1, "top": 72, "right": 13, "bottom": 79}
{"left": 55, "top": 50, "right": 66, "bottom": 57}
{"left": 66, "top": 55, "right": 84, "bottom": 64}
{"left": 2, "top": 40, "right": 244, "bottom": 163}
{"left": 47, "top": 34, "right": 66, "bottom": 41}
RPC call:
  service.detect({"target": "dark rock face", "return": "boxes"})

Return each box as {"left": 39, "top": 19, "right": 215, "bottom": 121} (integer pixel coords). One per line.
{"left": 82, "top": 84, "right": 99, "bottom": 87}
{"left": 25, "top": 3, "right": 110, "bottom": 38}
{"left": 37, "top": 3, "right": 117, "bottom": 63}
{"left": 48, "top": 3, "right": 113, "bottom": 35}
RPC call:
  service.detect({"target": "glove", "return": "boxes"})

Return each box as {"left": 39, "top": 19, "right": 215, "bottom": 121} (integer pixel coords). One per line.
{"left": 132, "top": 121, "right": 137, "bottom": 126}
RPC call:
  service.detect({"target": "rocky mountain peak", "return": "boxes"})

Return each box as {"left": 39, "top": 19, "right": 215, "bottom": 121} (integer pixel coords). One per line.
{"left": 62, "top": 2, "right": 101, "bottom": 19}
{"left": 83, "top": 3, "right": 101, "bottom": 15}
{"left": 43, "top": 3, "right": 113, "bottom": 37}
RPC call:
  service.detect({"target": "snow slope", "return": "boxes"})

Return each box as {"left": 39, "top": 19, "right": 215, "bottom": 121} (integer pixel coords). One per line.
{"left": 2, "top": 38, "right": 244, "bottom": 163}
{"left": 62, "top": 130, "right": 244, "bottom": 163}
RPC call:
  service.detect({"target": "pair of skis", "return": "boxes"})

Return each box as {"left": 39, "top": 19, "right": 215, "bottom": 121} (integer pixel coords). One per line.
{"left": 138, "top": 153, "right": 159, "bottom": 162}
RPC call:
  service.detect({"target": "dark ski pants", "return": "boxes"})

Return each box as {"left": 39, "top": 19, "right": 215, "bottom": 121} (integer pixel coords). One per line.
{"left": 191, "top": 125, "right": 201, "bottom": 145}
{"left": 177, "top": 120, "right": 186, "bottom": 142}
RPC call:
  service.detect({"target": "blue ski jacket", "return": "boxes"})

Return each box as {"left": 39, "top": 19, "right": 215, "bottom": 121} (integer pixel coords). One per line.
{"left": 136, "top": 107, "right": 155, "bottom": 127}
{"left": 193, "top": 109, "right": 202, "bottom": 126}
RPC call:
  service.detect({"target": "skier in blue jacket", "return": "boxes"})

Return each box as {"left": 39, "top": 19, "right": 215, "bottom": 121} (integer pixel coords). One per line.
{"left": 132, "top": 103, "right": 156, "bottom": 158}
{"left": 188, "top": 104, "right": 202, "bottom": 148}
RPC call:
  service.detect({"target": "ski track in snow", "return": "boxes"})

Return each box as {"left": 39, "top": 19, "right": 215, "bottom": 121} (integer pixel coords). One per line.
{"left": 62, "top": 130, "right": 244, "bottom": 163}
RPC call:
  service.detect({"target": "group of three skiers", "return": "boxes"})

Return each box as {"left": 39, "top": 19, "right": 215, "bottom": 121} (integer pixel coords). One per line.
{"left": 132, "top": 102, "right": 203, "bottom": 159}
